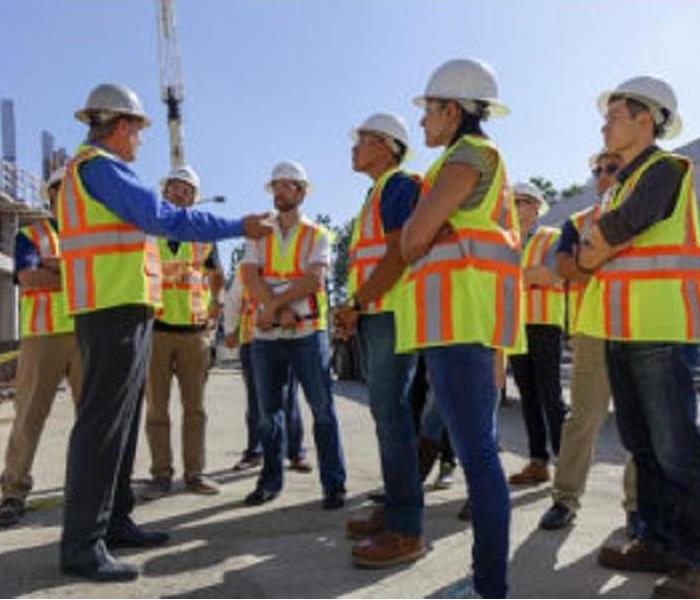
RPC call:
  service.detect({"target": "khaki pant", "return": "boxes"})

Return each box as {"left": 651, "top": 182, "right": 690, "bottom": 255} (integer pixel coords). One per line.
{"left": 146, "top": 330, "right": 210, "bottom": 481}
{"left": 0, "top": 333, "right": 81, "bottom": 501}
{"left": 552, "top": 334, "right": 637, "bottom": 512}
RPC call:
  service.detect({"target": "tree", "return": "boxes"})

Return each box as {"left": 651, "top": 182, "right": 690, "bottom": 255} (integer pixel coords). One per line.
{"left": 225, "top": 242, "right": 246, "bottom": 287}
{"left": 528, "top": 176, "right": 558, "bottom": 204}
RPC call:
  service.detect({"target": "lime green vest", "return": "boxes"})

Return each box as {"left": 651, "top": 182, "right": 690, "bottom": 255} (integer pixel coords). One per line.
{"left": 18, "top": 220, "right": 74, "bottom": 337}
{"left": 157, "top": 239, "right": 213, "bottom": 326}
{"left": 576, "top": 151, "right": 700, "bottom": 341}
{"left": 521, "top": 226, "right": 564, "bottom": 328}
{"left": 57, "top": 144, "right": 162, "bottom": 315}
{"left": 394, "top": 134, "right": 524, "bottom": 353}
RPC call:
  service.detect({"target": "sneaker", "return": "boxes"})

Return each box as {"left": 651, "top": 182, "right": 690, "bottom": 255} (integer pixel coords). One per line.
{"left": 508, "top": 461, "right": 550, "bottom": 485}
{"left": 243, "top": 488, "right": 277, "bottom": 506}
{"left": 352, "top": 530, "right": 427, "bottom": 568}
{"left": 539, "top": 503, "right": 576, "bottom": 530}
{"left": 288, "top": 456, "right": 313, "bottom": 473}
{"left": 433, "top": 461, "right": 456, "bottom": 490}
{"left": 0, "top": 498, "right": 25, "bottom": 528}
{"left": 653, "top": 567, "right": 700, "bottom": 598}
{"left": 139, "top": 478, "right": 172, "bottom": 502}
{"left": 598, "top": 539, "right": 682, "bottom": 573}
{"left": 322, "top": 489, "right": 346, "bottom": 511}
{"left": 346, "top": 508, "right": 384, "bottom": 540}
{"left": 232, "top": 454, "right": 262, "bottom": 472}
{"left": 185, "top": 476, "right": 220, "bottom": 495}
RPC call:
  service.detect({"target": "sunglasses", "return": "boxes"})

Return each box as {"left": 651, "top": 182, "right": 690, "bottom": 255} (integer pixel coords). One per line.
{"left": 592, "top": 164, "right": 620, "bottom": 178}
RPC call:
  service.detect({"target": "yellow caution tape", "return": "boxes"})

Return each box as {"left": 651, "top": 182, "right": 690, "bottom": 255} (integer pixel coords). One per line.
{"left": 0, "top": 350, "right": 19, "bottom": 365}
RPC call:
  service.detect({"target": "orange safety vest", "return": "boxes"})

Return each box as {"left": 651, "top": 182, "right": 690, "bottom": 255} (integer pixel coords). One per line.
{"left": 57, "top": 144, "right": 162, "bottom": 315}
{"left": 394, "top": 134, "right": 524, "bottom": 353}
{"left": 18, "top": 220, "right": 74, "bottom": 337}
{"left": 521, "top": 226, "right": 564, "bottom": 328}
{"left": 347, "top": 167, "right": 419, "bottom": 314}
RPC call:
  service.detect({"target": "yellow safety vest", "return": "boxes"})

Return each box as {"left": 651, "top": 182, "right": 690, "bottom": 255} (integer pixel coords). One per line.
{"left": 156, "top": 239, "right": 213, "bottom": 326}
{"left": 576, "top": 151, "right": 700, "bottom": 341}
{"left": 254, "top": 220, "right": 329, "bottom": 335}
{"left": 18, "top": 220, "right": 74, "bottom": 337}
{"left": 522, "top": 226, "right": 564, "bottom": 328}
{"left": 347, "top": 167, "right": 418, "bottom": 314}
{"left": 394, "top": 134, "right": 524, "bottom": 353}
{"left": 566, "top": 205, "right": 601, "bottom": 334}
{"left": 57, "top": 144, "right": 162, "bottom": 315}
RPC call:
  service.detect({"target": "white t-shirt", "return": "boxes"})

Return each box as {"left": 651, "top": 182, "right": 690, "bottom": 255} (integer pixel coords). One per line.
{"left": 241, "top": 215, "right": 330, "bottom": 340}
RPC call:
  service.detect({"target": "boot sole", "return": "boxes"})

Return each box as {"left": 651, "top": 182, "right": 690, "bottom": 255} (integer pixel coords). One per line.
{"left": 352, "top": 546, "right": 427, "bottom": 568}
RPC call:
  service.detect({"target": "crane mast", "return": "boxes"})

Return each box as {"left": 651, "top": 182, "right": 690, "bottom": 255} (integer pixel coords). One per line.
{"left": 156, "top": 0, "right": 185, "bottom": 170}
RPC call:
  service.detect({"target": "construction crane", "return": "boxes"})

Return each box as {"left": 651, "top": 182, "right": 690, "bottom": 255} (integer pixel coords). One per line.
{"left": 155, "top": 0, "right": 185, "bottom": 170}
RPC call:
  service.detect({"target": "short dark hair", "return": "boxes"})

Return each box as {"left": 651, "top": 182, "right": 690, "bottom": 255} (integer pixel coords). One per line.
{"left": 609, "top": 94, "right": 666, "bottom": 138}
{"left": 87, "top": 114, "right": 140, "bottom": 143}
{"left": 442, "top": 100, "right": 486, "bottom": 146}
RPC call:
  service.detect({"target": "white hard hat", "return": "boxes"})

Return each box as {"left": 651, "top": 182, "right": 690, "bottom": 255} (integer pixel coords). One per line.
{"left": 588, "top": 149, "right": 622, "bottom": 170}
{"left": 513, "top": 182, "right": 550, "bottom": 217}
{"left": 40, "top": 165, "right": 66, "bottom": 203}
{"left": 75, "top": 83, "right": 151, "bottom": 127}
{"left": 413, "top": 58, "right": 509, "bottom": 118}
{"left": 162, "top": 164, "right": 201, "bottom": 202}
{"left": 351, "top": 112, "right": 410, "bottom": 155}
{"left": 265, "top": 161, "right": 310, "bottom": 193}
{"left": 597, "top": 76, "right": 682, "bottom": 139}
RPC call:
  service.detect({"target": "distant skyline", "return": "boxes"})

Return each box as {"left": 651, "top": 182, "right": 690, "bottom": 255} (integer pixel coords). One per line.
{"left": 3, "top": 0, "right": 699, "bottom": 269}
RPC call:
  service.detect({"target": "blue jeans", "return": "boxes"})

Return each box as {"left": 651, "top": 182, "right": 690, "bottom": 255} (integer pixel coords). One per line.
{"left": 358, "top": 313, "right": 421, "bottom": 535}
{"left": 240, "top": 343, "right": 305, "bottom": 461}
{"left": 252, "top": 332, "right": 346, "bottom": 495}
{"left": 424, "top": 344, "right": 509, "bottom": 599}
{"left": 606, "top": 341, "right": 700, "bottom": 566}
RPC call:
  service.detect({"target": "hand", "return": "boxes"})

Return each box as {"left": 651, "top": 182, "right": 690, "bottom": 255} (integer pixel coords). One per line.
{"left": 279, "top": 306, "right": 297, "bottom": 330}
{"left": 256, "top": 304, "right": 277, "bottom": 331}
{"left": 333, "top": 306, "right": 359, "bottom": 340}
{"left": 41, "top": 257, "right": 61, "bottom": 272}
{"left": 224, "top": 333, "right": 238, "bottom": 349}
{"left": 432, "top": 222, "right": 456, "bottom": 244}
{"left": 243, "top": 213, "right": 274, "bottom": 239}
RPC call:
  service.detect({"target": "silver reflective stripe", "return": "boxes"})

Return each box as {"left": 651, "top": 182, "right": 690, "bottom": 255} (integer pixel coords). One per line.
{"left": 351, "top": 245, "right": 385, "bottom": 260}
{"left": 424, "top": 273, "right": 443, "bottom": 342}
{"left": 414, "top": 242, "right": 463, "bottom": 270}
{"left": 500, "top": 275, "right": 516, "bottom": 345}
{"left": 530, "top": 289, "right": 543, "bottom": 323}
{"left": 61, "top": 229, "right": 146, "bottom": 252}
{"left": 414, "top": 237, "right": 519, "bottom": 272}
{"left": 35, "top": 295, "right": 48, "bottom": 334}
{"left": 363, "top": 262, "right": 376, "bottom": 282}
{"left": 684, "top": 279, "right": 700, "bottom": 339}
{"left": 63, "top": 172, "right": 80, "bottom": 230}
{"left": 72, "top": 258, "right": 88, "bottom": 310}
{"left": 608, "top": 280, "right": 624, "bottom": 338}
{"left": 362, "top": 200, "right": 375, "bottom": 239}
{"left": 297, "top": 228, "right": 314, "bottom": 269}
{"left": 34, "top": 227, "right": 53, "bottom": 256}
{"left": 602, "top": 254, "right": 700, "bottom": 273}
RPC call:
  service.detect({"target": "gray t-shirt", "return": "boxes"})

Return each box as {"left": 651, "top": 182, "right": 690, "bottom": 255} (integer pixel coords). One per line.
{"left": 444, "top": 137, "right": 498, "bottom": 210}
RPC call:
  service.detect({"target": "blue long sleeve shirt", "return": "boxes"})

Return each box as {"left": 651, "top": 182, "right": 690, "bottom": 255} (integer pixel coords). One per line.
{"left": 79, "top": 144, "right": 243, "bottom": 241}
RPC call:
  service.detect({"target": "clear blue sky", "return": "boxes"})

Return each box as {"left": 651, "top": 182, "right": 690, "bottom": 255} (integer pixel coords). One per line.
{"left": 3, "top": 0, "right": 700, "bottom": 271}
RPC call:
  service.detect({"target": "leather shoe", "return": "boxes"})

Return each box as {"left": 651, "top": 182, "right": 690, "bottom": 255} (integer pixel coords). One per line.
{"left": 352, "top": 530, "right": 426, "bottom": 568}
{"left": 244, "top": 488, "right": 278, "bottom": 506}
{"left": 61, "top": 540, "right": 139, "bottom": 582}
{"left": 509, "top": 460, "right": 550, "bottom": 485}
{"left": 539, "top": 503, "right": 576, "bottom": 530}
{"left": 322, "top": 489, "right": 346, "bottom": 511}
{"left": 346, "top": 508, "right": 384, "bottom": 540}
{"left": 106, "top": 517, "right": 169, "bottom": 549}
{"left": 598, "top": 539, "right": 682, "bottom": 573}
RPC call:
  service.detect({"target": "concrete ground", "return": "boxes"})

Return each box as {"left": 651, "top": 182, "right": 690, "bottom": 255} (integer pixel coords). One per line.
{"left": 0, "top": 364, "right": 660, "bottom": 598}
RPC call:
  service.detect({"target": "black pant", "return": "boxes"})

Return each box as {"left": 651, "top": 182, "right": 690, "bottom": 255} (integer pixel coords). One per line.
{"left": 510, "top": 324, "right": 567, "bottom": 464}
{"left": 61, "top": 305, "right": 153, "bottom": 557}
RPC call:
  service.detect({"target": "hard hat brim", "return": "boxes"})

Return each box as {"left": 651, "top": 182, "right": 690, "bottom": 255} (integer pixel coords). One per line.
{"left": 349, "top": 127, "right": 411, "bottom": 155}
{"left": 264, "top": 181, "right": 312, "bottom": 194}
{"left": 597, "top": 91, "right": 682, "bottom": 139}
{"left": 412, "top": 95, "right": 510, "bottom": 118}
{"left": 74, "top": 109, "right": 152, "bottom": 128}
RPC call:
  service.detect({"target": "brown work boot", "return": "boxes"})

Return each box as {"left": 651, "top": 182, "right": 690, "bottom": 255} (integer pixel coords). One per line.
{"left": 508, "top": 460, "right": 550, "bottom": 485}
{"left": 598, "top": 539, "right": 682, "bottom": 573}
{"left": 653, "top": 567, "right": 700, "bottom": 598}
{"left": 346, "top": 508, "right": 384, "bottom": 540}
{"left": 185, "top": 476, "right": 220, "bottom": 496}
{"left": 352, "top": 530, "right": 426, "bottom": 568}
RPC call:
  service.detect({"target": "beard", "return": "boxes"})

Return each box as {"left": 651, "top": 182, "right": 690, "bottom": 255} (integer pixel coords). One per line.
{"left": 274, "top": 197, "right": 298, "bottom": 213}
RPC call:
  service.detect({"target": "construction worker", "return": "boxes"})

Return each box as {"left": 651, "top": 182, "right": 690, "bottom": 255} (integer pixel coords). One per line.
{"left": 58, "top": 83, "right": 271, "bottom": 582}
{"left": 538, "top": 150, "right": 639, "bottom": 533}
{"left": 578, "top": 76, "right": 700, "bottom": 598}
{"left": 140, "top": 165, "right": 224, "bottom": 500}
{"left": 0, "top": 167, "right": 81, "bottom": 528}
{"left": 396, "top": 58, "right": 522, "bottom": 599}
{"left": 333, "top": 113, "right": 424, "bottom": 566}
{"left": 241, "top": 161, "right": 347, "bottom": 510}
{"left": 223, "top": 264, "right": 310, "bottom": 473}
{"left": 508, "top": 183, "right": 569, "bottom": 486}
